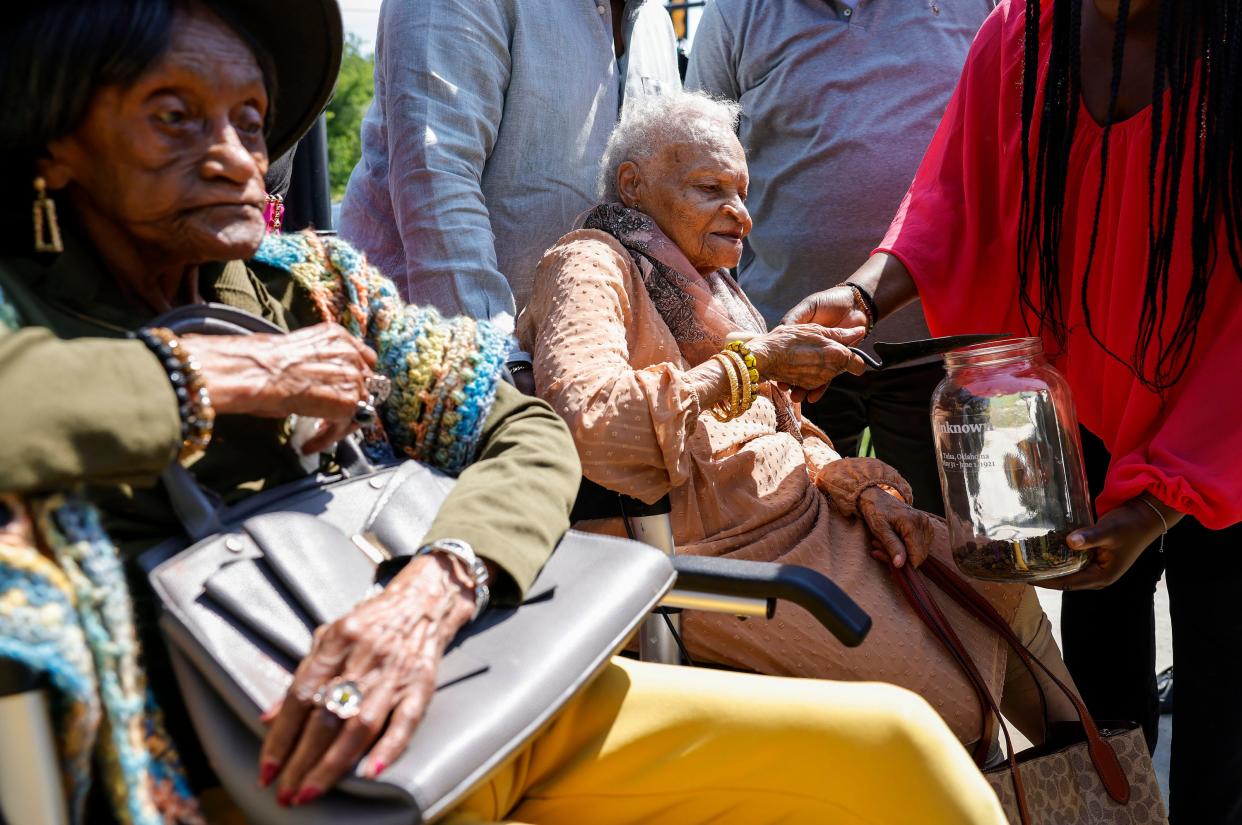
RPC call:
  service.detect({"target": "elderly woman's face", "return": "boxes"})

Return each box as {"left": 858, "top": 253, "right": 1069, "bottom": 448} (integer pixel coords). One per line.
{"left": 622, "top": 131, "right": 752, "bottom": 275}
{"left": 41, "top": 6, "right": 269, "bottom": 266}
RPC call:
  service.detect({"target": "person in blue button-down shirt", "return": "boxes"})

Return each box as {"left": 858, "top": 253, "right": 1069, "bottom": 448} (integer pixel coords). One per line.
{"left": 339, "top": 0, "right": 681, "bottom": 338}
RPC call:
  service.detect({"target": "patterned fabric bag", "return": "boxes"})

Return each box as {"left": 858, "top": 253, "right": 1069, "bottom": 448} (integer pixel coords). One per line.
{"left": 985, "top": 722, "right": 1165, "bottom": 824}
{"left": 890, "top": 556, "right": 1166, "bottom": 825}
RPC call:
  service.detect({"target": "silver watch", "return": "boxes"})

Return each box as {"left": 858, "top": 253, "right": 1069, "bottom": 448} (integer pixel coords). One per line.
{"left": 417, "top": 539, "right": 490, "bottom": 620}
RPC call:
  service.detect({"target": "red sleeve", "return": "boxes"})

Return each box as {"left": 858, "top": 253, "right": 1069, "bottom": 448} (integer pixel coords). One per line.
{"left": 1099, "top": 280, "right": 1242, "bottom": 529}
{"left": 875, "top": 0, "right": 1242, "bottom": 529}
{"left": 876, "top": 1, "right": 1028, "bottom": 338}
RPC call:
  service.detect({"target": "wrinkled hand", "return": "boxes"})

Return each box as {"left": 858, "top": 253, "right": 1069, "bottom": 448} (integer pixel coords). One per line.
{"left": 781, "top": 285, "right": 869, "bottom": 331}
{"left": 258, "top": 554, "right": 475, "bottom": 806}
{"left": 186, "top": 323, "right": 379, "bottom": 454}
{"left": 778, "top": 287, "right": 871, "bottom": 403}
{"left": 747, "top": 324, "right": 867, "bottom": 395}
{"left": 858, "top": 485, "right": 935, "bottom": 569}
{"left": 1040, "top": 497, "right": 1173, "bottom": 591}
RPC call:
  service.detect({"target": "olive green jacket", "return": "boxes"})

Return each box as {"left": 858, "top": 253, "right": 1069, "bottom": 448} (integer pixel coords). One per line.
{"left": 0, "top": 235, "right": 581, "bottom": 602}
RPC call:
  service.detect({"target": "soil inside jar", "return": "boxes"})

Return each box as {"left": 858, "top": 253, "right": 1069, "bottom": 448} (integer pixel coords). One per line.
{"left": 956, "top": 528, "right": 1085, "bottom": 577}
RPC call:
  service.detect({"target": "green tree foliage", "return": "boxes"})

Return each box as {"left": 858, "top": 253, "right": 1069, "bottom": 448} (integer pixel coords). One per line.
{"left": 326, "top": 34, "right": 374, "bottom": 200}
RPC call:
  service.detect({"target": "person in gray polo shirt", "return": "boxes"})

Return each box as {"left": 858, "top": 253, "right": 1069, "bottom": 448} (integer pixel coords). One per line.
{"left": 688, "top": 0, "right": 995, "bottom": 515}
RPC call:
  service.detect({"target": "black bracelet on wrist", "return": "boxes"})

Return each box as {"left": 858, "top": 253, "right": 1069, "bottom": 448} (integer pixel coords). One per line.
{"left": 844, "top": 282, "right": 878, "bottom": 335}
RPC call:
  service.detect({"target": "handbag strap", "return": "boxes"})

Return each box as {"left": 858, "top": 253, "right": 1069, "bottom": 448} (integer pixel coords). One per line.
{"left": 887, "top": 565, "right": 997, "bottom": 763}
{"left": 151, "top": 304, "right": 377, "bottom": 541}
{"left": 888, "top": 563, "right": 1031, "bottom": 825}
{"left": 919, "top": 557, "right": 1130, "bottom": 804}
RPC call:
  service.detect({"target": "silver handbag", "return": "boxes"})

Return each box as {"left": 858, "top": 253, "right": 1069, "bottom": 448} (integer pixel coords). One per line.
{"left": 141, "top": 456, "right": 674, "bottom": 825}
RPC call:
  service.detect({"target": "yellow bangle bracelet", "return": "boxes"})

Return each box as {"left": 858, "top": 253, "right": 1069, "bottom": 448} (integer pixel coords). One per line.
{"left": 722, "top": 352, "right": 742, "bottom": 419}
{"left": 710, "top": 353, "right": 741, "bottom": 422}
{"left": 721, "top": 348, "right": 752, "bottom": 412}
{"left": 727, "top": 339, "right": 763, "bottom": 385}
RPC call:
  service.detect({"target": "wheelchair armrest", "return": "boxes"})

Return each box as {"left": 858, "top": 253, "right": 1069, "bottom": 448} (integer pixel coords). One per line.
{"left": 671, "top": 555, "right": 872, "bottom": 647}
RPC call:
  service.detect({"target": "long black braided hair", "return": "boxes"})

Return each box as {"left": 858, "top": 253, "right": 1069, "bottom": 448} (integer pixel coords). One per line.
{"left": 1017, "top": 0, "right": 1241, "bottom": 392}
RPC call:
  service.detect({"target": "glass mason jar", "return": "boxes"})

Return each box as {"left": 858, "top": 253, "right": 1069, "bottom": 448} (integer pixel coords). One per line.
{"left": 931, "top": 337, "right": 1093, "bottom": 582}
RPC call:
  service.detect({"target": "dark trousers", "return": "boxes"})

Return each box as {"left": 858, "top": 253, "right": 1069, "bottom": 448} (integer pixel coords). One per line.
{"left": 1062, "top": 428, "right": 1242, "bottom": 825}
{"left": 802, "top": 361, "right": 946, "bottom": 516}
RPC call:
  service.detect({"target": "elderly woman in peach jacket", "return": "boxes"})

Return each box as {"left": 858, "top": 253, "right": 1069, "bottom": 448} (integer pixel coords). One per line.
{"left": 518, "top": 91, "right": 1080, "bottom": 748}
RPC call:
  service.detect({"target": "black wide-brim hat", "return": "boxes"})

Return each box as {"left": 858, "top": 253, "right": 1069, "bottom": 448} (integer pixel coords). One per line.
{"left": 214, "top": 0, "right": 343, "bottom": 159}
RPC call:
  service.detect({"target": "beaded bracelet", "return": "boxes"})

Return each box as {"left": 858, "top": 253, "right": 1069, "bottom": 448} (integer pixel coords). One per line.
{"left": 136, "top": 327, "right": 215, "bottom": 465}
{"left": 709, "top": 353, "right": 741, "bottom": 422}
{"left": 725, "top": 340, "right": 762, "bottom": 385}
{"left": 844, "top": 282, "right": 877, "bottom": 335}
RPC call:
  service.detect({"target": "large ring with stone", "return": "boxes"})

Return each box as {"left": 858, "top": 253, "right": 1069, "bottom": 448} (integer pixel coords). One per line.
{"left": 365, "top": 375, "right": 392, "bottom": 405}
{"left": 317, "top": 678, "right": 364, "bottom": 721}
{"left": 353, "top": 399, "right": 377, "bottom": 425}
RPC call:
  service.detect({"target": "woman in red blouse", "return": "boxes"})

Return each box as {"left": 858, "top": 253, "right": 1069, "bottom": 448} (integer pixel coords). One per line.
{"left": 787, "top": 1, "right": 1241, "bottom": 822}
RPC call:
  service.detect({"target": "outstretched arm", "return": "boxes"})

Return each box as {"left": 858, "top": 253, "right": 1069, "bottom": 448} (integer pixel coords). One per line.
{"left": 781, "top": 252, "right": 920, "bottom": 332}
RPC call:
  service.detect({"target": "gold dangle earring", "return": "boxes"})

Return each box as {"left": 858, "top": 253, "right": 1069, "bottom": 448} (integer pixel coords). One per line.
{"left": 32, "top": 177, "right": 63, "bottom": 254}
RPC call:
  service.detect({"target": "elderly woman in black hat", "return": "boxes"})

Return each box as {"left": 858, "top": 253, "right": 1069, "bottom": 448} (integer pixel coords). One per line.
{"left": 0, "top": 0, "right": 579, "bottom": 819}
{"left": 0, "top": 3, "right": 1011, "bottom": 824}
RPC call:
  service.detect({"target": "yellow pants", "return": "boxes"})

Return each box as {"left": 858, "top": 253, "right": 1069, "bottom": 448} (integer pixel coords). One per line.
{"left": 446, "top": 658, "right": 1006, "bottom": 825}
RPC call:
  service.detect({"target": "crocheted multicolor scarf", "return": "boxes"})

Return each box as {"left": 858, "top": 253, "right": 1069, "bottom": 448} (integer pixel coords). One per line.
{"left": 0, "top": 289, "right": 202, "bottom": 825}
{"left": 253, "top": 230, "right": 512, "bottom": 473}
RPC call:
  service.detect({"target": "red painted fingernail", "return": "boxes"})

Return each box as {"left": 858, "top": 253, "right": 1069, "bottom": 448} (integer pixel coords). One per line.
{"left": 370, "top": 760, "right": 386, "bottom": 778}
{"left": 293, "top": 786, "right": 323, "bottom": 806}
{"left": 258, "top": 760, "right": 279, "bottom": 787}
{"left": 276, "top": 787, "right": 295, "bottom": 807}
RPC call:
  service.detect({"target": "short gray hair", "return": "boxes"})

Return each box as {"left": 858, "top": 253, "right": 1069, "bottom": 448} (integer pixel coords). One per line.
{"left": 598, "top": 90, "right": 743, "bottom": 202}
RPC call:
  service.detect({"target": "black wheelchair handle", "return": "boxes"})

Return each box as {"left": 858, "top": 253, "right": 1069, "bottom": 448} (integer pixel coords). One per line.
{"left": 671, "top": 554, "right": 872, "bottom": 648}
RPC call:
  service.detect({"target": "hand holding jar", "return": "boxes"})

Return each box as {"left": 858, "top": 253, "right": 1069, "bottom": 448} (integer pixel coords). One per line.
{"left": 931, "top": 337, "right": 1095, "bottom": 582}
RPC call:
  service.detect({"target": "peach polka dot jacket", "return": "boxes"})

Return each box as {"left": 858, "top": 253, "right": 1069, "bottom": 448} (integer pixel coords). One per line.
{"left": 518, "top": 223, "right": 1027, "bottom": 744}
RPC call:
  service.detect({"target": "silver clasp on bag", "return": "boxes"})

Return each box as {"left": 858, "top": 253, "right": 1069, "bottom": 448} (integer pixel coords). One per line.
{"left": 351, "top": 532, "right": 392, "bottom": 567}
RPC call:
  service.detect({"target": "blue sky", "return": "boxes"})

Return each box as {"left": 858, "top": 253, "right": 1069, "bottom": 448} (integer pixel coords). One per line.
{"left": 341, "top": 1, "right": 382, "bottom": 53}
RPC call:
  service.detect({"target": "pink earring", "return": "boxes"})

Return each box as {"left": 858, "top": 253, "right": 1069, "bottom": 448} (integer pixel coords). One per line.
{"left": 263, "top": 193, "right": 285, "bottom": 234}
